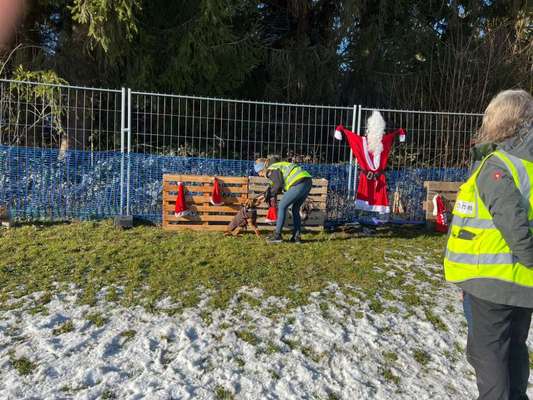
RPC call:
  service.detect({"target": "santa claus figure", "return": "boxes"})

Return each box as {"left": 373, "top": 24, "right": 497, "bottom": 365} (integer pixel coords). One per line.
{"left": 334, "top": 111, "right": 406, "bottom": 214}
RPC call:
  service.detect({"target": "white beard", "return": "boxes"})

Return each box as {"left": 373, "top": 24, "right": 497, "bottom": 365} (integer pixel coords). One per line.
{"left": 366, "top": 111, "right": 385, "bottom": 155}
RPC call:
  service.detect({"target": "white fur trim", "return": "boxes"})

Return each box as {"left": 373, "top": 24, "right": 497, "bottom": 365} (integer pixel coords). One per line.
{"left": 334, "top": 129, "right": 343, "bottom": 140}
{"left": 264, "top": 218, "right": 276, "bottom": 224}
{"left": 432, "top": 194, "right": 439, "bottom": 216}
{"left": 399, "top": 132, "right": 406, "bottom": 142}
{"left": 366, "top": 111, "right": 385, "bottom": 155}
{"left": 354, "top": 199, "right": 390, "bottom": 214}
{"left": 174, "top": 210, "right": 193, "bottom": 217}
{"left": 361, "top": 136, "right": 380, "bottom": 171}
{"left": 210, "top": 199, "right": 224, "bottom": 206}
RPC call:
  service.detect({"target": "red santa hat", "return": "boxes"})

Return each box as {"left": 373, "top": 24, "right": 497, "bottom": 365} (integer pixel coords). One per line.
{"left": 265, "top": 206, "right": 277, "bottom": 224}
{"left": 174, "top": 182, "right": 191, "bottom": 217}
{"left": 397, "top": 128, "right": 406, "bottom": 143}
{"left": 210, "top": 177, "right": 224, "bottom": 206}
{"left": 433, "top": 194, "right": 449, "bottom": 233}
{"left": 334, "top": 125, "right": 344, "bottom": 141}
{"left": 264, "top": 197, "right": 278, "bottom": 224}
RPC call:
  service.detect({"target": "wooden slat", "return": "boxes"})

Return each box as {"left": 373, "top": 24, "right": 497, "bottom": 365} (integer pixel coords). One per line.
{"left": 424, "top": 181, "right": 462, "bottom": 191}
{"left": 248, "top": 184, "right": 327, "bottom": 195}
{"left": 163, "top": 204, "right": 241, "bottom": 213}
{"left": 165, "top": 214, "right": 235, "bottom": 222}
{"left": 427, "top": 191, "right": 458, "bottom": 201}
{"left": 164, "top": 175, "right": 248, "bottom": 184}
{"left": 163, "top": 183, "right": 248, "bottom": 194}
{"left": 163, "top": 224, "right": 228, "bottom": 232}
{"left": 163, "top": 195, "right": 247, "bottom": 204}
{"left": 248, "top": 176, "right": 328, "bottom": 186}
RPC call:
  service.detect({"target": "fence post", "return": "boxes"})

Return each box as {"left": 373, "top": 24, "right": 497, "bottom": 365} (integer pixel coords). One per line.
{"left": 353, "top": 105, "right": 362, "bottom": 200}
{"left": 126, "top": 88, "right": 132, "bottom": 216}
{"left": 347, "top": 104, "right": 357, "bottom": 198}
{"left": 120, "top": 87, "right": 126, "bottom": 214}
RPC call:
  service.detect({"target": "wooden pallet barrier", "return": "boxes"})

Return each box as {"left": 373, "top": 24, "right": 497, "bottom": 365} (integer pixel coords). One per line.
{"left": 163, "top": 174, "right": 248, "bottom": 231}
{"left": 423, "top": 181, "right": 462, "bottom": 221}
{"left": 248, "top": 176, "right": 328, "bottom": 231}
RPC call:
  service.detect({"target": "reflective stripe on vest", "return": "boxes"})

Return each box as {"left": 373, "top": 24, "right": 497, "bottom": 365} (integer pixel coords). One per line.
{"left": 450, "top": 215, "right": 496, "bottom": 229}
{"left": 499, "top": 151, "right": 532, "bottom": 216}
{"left": 268, "top": 162, "right": 312, "bottom": 191}
{"left": 445, "top": 250, "right": 516, "bottom": 265}
{"left": 444, "top": 149, "right": 533, "bottom": 287}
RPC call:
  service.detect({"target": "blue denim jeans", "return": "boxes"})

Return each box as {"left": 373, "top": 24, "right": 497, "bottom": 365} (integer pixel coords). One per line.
{"left": 463, "top": 291, "right": 473, "bottom": 332}
{"left": 275, "top": 179, "right": 312, "bottom": 236}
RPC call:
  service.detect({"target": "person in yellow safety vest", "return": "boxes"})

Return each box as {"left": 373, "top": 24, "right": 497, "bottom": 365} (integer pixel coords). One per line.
{"left": 444, "top": 89, "right": 533, "bottom": 400}
{"left": 254, "top": 158, "right": 312, "bottom": 243}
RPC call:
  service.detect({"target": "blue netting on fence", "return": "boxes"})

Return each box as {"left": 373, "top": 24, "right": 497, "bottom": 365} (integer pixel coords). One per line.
{"left": 0, "top": 145, "right": 469, "bottom": 225}
{"left": 0, "top": 145, "right": 122, "bottom": 220}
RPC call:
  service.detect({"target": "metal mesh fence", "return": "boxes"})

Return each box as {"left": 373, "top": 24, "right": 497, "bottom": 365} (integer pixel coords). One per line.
{"left": 0, "top": 79, "right": 124, "bottom": 219}
{"left": 130, "top": 91, "right": 355, "bottom": 164}
{"left": 0, "top": 79, "right": 484, "bottom": 225}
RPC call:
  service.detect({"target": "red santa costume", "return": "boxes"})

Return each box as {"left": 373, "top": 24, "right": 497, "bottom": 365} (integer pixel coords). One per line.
{"left": 334, "top": 111, "right": 405, "bottom": 214}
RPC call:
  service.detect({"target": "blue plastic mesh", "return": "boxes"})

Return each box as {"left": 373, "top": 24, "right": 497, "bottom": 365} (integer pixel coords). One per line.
{"left": 0, "top": 145, "right": 469, "bottom": 225}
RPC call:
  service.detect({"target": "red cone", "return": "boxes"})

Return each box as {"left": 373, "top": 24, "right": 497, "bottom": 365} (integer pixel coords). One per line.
{"left": 174, "top": 182, "right": 190, "bottom": 217}
{"left": 264, "top": 197, "right": 277, "bottom": 224}
{"left": 210, "top": 178, "right": 224, "bottom": 206}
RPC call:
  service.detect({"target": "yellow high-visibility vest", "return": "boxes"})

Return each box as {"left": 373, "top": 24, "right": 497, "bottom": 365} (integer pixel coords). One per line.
{"left": 444, "top": 150, "right": 533, "bottom": 286}
{"left": 267, "top": 162, "right": 312, "bottom": 191}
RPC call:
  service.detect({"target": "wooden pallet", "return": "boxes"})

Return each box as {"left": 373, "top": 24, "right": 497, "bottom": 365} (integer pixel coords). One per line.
{"left": 423, "top": 181, "right": 462, "bottom": 221}
{"left": 248, "top": 176, "right": 328, "bottom": 231}
{"left": 162, "top": 174, "right": 248, "bottom": 231}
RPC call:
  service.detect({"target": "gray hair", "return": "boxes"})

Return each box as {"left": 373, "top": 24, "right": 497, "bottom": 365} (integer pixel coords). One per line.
{"left": 475, "top": 89, "right": 533, "bottom": 144}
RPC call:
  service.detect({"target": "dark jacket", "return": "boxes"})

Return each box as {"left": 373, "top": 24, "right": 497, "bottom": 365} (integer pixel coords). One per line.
{"left": 263, "top": 169, "right": 311, "bottom": 202}
{"left": 459, "top": 122, "right": 533, "bottom": 307}
{"left": 264, "top": 169, "right": 283, "bottom": 202}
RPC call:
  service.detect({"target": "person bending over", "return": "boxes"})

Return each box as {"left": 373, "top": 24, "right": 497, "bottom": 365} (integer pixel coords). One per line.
{"left": 254, "top": 158, "right": 312, "bottom": 243}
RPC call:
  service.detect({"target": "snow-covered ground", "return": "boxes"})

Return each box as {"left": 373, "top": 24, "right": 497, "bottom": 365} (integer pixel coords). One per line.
{"left": 1, "top": 282, "right": 531, "bottom": 400}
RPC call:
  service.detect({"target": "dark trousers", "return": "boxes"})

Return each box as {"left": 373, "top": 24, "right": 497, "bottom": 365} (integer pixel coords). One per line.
{"left": 275, "top": 179, "right": 312, "bottom": 236}
{"left": 464, "top": 293, "right": 532, "bottom": 400}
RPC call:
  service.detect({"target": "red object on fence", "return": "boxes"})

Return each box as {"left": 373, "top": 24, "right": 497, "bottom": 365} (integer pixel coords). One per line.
{"left": 210, "top": 178, "right": 224, "bottom": 206}
{"left": 433, "top": 194, "right": 449, "bottom": 233}
{"left": 174, "top": 182, "right": 191, "bottom": 217}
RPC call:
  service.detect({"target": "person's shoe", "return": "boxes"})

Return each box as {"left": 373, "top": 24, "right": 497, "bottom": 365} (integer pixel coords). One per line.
{"left": 266, "top": 233, "right": 283, "bottom": 243}
{"left": 289, "top": 235, "right": 302, "bottom": 244}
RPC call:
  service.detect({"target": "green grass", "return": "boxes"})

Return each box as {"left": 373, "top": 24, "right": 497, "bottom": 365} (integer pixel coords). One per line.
{"left": 10, "top": 354, "right": 36, "bottom": 376}
{"left": 381, "top": 367, "right": 401, "bottom": 385}
{"left": 120, "top": 330, "right": 137, "bottom": 342}
{"left": 382, "top": 350, "right": 398, "bottom": 363}
{"left": 0, "top": 221, "right": 447, "bottom": 312}
{"left": 413, "top": 348, "right": 431, "bottom": 366}
{"left": 214, "top": 386, "right": 234, "bottom": 400}
{"left": 86, "top": 312, "right": 107, "bottom": 328}
{"left": 235, "top": 330, "right": 260, "bottom": 346}
{"left": 53, "top": 320, "right": 75, "bottom": 335}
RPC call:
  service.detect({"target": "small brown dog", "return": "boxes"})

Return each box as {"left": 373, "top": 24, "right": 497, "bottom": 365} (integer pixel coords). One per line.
{"left": 225, "top": 198, "right": 260, "bottom": 237}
